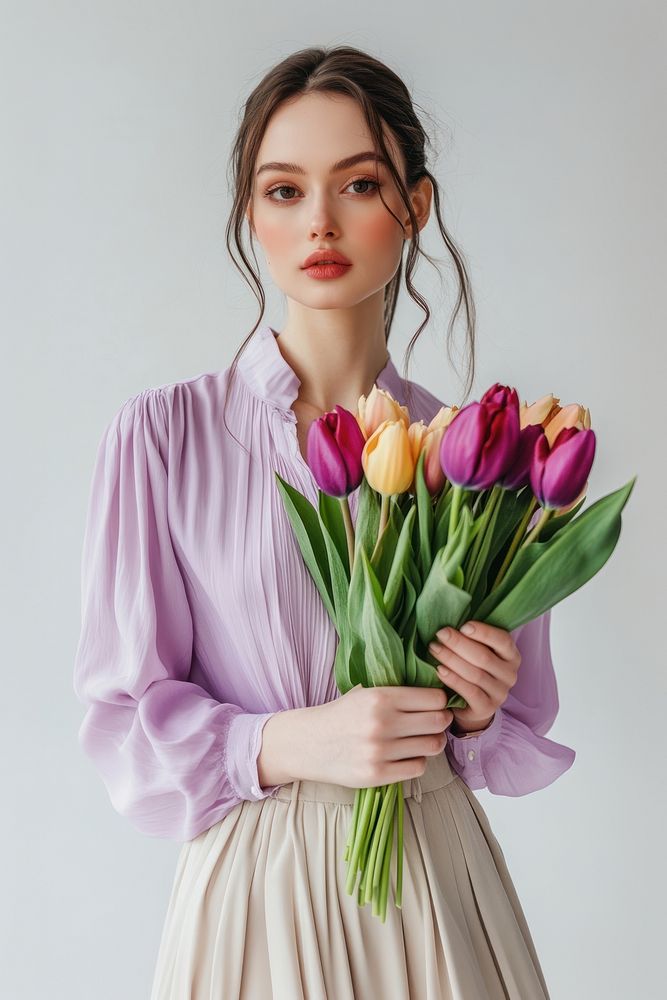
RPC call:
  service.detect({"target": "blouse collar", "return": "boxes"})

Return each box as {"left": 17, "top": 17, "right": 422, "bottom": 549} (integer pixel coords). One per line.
{"left": 237, "top": 322, "right": 408, "bottom": 412}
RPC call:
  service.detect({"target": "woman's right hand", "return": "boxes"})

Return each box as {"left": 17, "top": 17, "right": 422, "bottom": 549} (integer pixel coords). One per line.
{"left": 304, "top": 683, "right": 454, "bottom": 788}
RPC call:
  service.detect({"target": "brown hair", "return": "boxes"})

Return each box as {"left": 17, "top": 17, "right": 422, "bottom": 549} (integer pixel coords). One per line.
{"left": 222, "top": 44, "right": 477, "bottom": 453}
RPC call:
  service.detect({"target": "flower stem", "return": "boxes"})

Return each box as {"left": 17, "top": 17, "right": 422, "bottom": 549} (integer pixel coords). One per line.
{"left": 395, "top": 782, "right": 404, "bottom": 909}
{"left": 520, "top": 505, "right": 554, "bottom": 548}
{"left": 448, "top": 484, "right": 463, "bottom": 538}
{"left": 339, "top": 495, "right": 355, "bottom": 576}
{"left": 465, "top": 485, "right": 502, "bottom": 592}
{"left": 370, "top": 493, "right": 390, "bottom": 563}
{"left": 490, "top": 497, "right": 538, "bottom": 592}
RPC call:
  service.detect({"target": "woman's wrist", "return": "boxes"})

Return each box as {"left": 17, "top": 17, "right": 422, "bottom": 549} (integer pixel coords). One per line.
{"left": 257, "top": 706, "right": 314, "bottom": 788}
{"left": 449, "top": 712, "right": 496, "bottom": 738}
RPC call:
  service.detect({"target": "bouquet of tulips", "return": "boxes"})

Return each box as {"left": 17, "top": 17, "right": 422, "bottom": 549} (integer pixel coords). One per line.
{"left": 274, "top": 381, "right": 635, "bottom": 923}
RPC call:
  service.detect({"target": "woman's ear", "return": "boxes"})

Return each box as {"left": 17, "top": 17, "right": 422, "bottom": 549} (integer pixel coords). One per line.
{"left": 404, "top": 176, "right": 433, "bottom": 238}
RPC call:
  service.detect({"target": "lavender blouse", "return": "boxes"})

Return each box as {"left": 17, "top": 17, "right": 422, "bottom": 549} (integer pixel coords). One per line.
{"left": 73, "top": 322, "right": 576, "bottom": 841}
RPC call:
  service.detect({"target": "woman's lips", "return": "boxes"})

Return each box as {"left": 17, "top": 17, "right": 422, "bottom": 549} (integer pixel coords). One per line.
{"left": 302, "top": 262, "right": 352, "bottom": 279}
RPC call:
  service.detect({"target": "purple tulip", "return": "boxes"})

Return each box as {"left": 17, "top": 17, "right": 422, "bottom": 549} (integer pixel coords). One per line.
{"left": 530, "top": 426, "right": 596, "bottom": 509}
{"left": 500, "top": 423, "right": 545, "bottom": 490}
{"left": 440, "top": 393, "right": 520, "bottom": 491}
{"left": 481, "top": 382, "right": 518, "bottom": 409}
{"left": 306, "top": 404, "right": 366, "bottom": 497}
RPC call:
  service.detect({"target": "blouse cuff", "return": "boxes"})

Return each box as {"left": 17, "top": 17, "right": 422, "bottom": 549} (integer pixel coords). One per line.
{"left": 446, "top": 707, "right": 576, "bottom": 795}
{"left": 225, "top": 712, "right": 283, "bottom": 801}
{"left": 446, "top": 706, "right": 503, "bottom": 786}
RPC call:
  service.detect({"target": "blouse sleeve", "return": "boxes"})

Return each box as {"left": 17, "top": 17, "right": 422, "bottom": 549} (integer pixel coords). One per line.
{"left": 444, "top": 608, "right": 576, "bottom": 795}
{"left": 73, "top": 388, "right": 282, "bottom": 841}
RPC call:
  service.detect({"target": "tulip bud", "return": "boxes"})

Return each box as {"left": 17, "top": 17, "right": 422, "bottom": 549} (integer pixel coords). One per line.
{"left": 530, "top": 426, "right": 596, "bottom": 510}
{"left": 362, "top": 418, "right": 415, "bottom": 496}
{"left": 520, "top": 393, "right": 561, "bottom": 430}
{"left": 357, "top": 386, "right": 410, "bottom": 440}
{"left": 500, "top": 423, "right": 545, "bottom": 491}
{"left": 440, "top": 393, "right": 520, "bottom": 491}
{"left": 544, "top": 402, "right": 591, "bottom": 448}
{"left": 306, "top": 404, "right": 366, "bottom": 497}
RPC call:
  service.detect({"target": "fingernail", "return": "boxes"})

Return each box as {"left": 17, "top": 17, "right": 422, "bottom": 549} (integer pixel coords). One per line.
{"left": 437, "top": 627, "right": 451, "bottom": 642}
{"left": 461, "top": 623, "right": 475, "bottom": 635}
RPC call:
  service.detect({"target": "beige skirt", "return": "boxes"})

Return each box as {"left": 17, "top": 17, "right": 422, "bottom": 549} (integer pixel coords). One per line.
{"left": 150, "top": 752, "right": 550, "bottom": 999}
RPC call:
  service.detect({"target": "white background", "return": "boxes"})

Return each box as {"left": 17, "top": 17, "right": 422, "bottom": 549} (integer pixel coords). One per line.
{"left": 2, "top": 2, "right": 664, "bottom": 997}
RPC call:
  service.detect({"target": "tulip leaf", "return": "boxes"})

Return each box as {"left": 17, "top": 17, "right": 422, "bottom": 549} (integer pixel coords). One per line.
{"left": 396, "top": 571, "right": 417, "bottom": 636}
{"left": 354, "top": 476, "right": 380, "bottom": 558}
{"left": 404, "top": 613, "right": 469, "bottom": 706}
{"left": 349, "top": 546, "right": 404, "bottom": 686}
{"left": 370, "top": 502, "right": 401, "bottom": 590}
{"left": 274, "top": 473, "right": 335, "bottom": 622}
{"left": 319, "top": 517, "right": 355, "bottom": 637}
{"left": 333, "top": 630, "right": 368, "bottom": 693}
{"left": 383, "top": 506, "right": 417, "bottom": 619}
{"left": 318, "top": 491, "right": 351, "bottom": 577}
{"left": 475, "top": 476, "right": 637, "bottom": 631}
{"left": 415, "top": 550, "right": 473, "bottom": 648}
{"left": 415, "top": 451, "right": 433, "bottom": 580}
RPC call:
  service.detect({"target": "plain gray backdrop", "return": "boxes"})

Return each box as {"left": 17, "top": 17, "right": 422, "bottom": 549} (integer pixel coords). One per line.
{"left": 2, "top": 2, "right": 664, "bottom": 998}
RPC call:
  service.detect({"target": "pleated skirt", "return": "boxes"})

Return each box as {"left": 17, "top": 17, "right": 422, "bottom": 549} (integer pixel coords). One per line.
{"left": 150, "top": 751, "right": 551, "bottom": 999}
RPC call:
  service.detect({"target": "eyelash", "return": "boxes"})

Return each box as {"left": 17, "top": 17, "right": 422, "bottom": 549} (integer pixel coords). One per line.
{"left": 263, "top": 176, "right": 381, "bottom": 203}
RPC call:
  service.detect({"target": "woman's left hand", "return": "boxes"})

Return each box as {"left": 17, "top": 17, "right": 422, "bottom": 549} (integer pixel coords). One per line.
{"left": 427, "top": 621, "right": 521, "bottom": 733}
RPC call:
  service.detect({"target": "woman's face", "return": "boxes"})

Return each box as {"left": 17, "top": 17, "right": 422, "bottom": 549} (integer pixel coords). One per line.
{"left": 246, "top": 92, "right": 431, "bottom": 311}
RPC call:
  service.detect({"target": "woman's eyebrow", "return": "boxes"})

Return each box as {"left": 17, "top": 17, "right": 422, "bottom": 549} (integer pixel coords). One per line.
{"left": 255, "top": 151, "right": 388, "bottom": 177}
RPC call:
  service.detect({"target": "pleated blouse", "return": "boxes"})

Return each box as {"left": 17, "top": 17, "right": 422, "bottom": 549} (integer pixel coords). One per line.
{"left": 72, "top": 322, "right": 576, "bottom": 841}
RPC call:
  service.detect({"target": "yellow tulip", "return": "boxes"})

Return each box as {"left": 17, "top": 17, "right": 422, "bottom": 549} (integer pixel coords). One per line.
{"left": 362, "top": 418, "right": 415, "bottom": 496}
{"left": 520, "top": 393, "right": 561, "bottom": 430}
{"left": 357, "top": 386, "right": 410, "bottom": 440}
{"left": 544, "top": 402, "right": 591, "bottom": 448}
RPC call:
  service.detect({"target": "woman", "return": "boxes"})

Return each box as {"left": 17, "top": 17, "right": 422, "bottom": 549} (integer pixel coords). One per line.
{"left": 73, "top": 45, "right": 575, "bottom": 999}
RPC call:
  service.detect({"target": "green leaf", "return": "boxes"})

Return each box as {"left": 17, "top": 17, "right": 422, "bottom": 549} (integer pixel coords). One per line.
{"left": 274, "top": 473, "right": 335, "bottom": 622}
{"left": 354, "top": 476, "right": 380, "bottom": 558}
{"left": 351, "top": 547, "right": 405, "bottom": 686}
{"left": 318, "top": 492, "right": 351, "bottom": 576}
{"left": 476, "top": 476, "right": 637, "bottom": 631}
{"left": 414, "top": 505, "right": 474, "bottom": 644}
{"left": 414, "top": 451, "right": 433, "bottom": 580}
{"left": 383, "top": 506, "right": 417, "bottom": 619}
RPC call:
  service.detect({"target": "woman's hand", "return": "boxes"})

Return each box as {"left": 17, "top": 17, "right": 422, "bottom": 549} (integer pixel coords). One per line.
{"left": 428, "top": 621, "right": 521, "bottom": 734}
{"left": 291, "top": 684, "right": 454, "bottom": 789}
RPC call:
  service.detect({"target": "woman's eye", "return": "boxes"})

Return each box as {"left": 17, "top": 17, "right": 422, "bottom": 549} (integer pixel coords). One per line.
{"left": 263, "top": 177, "right": 380, "bottom": 203}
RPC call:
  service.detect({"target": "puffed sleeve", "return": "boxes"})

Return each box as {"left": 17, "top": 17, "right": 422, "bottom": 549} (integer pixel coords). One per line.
{"left": 73, "top": 388, "right": 282, "bottom": 841}
{"left": 445, "top": 608, "right": 576, "bottom": 795}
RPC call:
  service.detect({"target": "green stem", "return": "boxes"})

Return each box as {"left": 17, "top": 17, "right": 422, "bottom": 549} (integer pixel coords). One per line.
{"left": 490, "top": 497, "right": 539, "bottom": 592}
{"left": 345, "top": 787, "right": 375, "bottom": 895}
{"left": 370, "top": 493, "right": 391, "bottom": 564}
{"left": 448, "top": 484, "right": 463, "bottom": 538}
{"left": 377, "top": 803, "right": 396, "bottom": 922}
{"left": 465, "top": 485, "right": 502, "bottom": 589}
{"left": 339, "top": 495, "right": 356, "bottom": 576}
{"left": 372, "top": 782, "right": 397, "bottom": 893}
{"left": 344, "top": 787, "right": 363, "bottom": 862}
{"left": 395, "top": 782, "right": 404, "bottom": 909}
{"left": 520, "top": 505, "right": 554, "bottom": 548}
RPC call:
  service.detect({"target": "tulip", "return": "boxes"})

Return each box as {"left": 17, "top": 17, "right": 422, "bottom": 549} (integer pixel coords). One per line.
{"left": 362, "top": 418, "right": 415, "bottom": 496}
{"left": 500, "top": 423, "right": 545, "bottom": 491}
{"left": 530, "top": 425, "right": 596, "bottom": 510}
{"left": 306, "top": 404, "right": 366, "bottom": 498}
{"left": 357, "top": 386, "right": 410, "bottom": 440}
{"left": 407, "top": 405, "right": 459, "bottom": 495}
{"left": 544, "top": 402, "right": 591, "bottom": 448}
{"left": 520, "top": 393, "right": 561, "bottom": 430}
{"left": 440, "top": 394, "right": 520, "bottom": 491}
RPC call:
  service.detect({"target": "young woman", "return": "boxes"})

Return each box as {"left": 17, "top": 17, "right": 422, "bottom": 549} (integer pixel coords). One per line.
{"left": 73, "top": 45, "right": 575, "bottom": 999}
